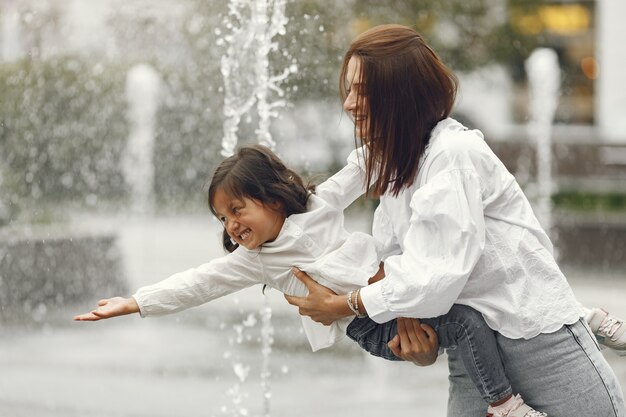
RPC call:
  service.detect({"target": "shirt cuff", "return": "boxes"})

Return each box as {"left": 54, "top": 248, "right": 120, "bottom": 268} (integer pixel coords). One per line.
{"left": 132, "top": 293, "right": 147, "bottom": 318}
{"left": 360, "top": 280, "right": 395, "bottom": 324}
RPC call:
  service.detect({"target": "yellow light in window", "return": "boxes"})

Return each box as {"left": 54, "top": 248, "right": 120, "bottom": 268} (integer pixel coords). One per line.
{"left": 539, "top": 5, "right": 590, "bottom": 35}
{"left": 581, "top": 57, "right": 599, "bottom": 80}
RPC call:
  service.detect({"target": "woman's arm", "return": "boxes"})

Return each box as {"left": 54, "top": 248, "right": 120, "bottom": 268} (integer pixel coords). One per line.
{"left": 284, "top": 268, "right": 439, "bottom": 366}
{"left": 315, "top": 147, "right": 371, "bottom": 210}
{"left": 284, "top": 268, "right": 354, "bottom": 325}
{"left": 287, "top": 170, "right": 486, "bottom": 324}
{"left": 361, "top": 168, "right": 486, "bottom": 323}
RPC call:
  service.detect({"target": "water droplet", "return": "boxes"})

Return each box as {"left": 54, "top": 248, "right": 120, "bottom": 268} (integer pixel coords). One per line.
{"left": 242, "top": 313, "right": 256, "bottom": 327}
{"left": 233, "top": 362, "right": 250, "bottom": 382}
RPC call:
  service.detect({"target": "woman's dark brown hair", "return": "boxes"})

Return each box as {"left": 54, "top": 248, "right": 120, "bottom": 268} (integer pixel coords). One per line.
{"left": 340, "top": 24, "right": 458, "bottom": 196}
{"left": 208, "top": 144, "right": 313, "bottom": 252}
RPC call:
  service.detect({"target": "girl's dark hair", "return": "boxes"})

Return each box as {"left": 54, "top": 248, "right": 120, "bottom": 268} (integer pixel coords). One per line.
{"left": 208, "top": 144, "right": 313, "bottom": 252}
{"left": 340, "top": 24, "right": 458, "bottom": 196}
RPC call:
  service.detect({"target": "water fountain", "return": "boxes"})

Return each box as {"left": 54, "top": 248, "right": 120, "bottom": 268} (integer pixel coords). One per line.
{"left": 219, "top": 0, "right": 291, "bottom": 157}
{"left": 2, "top": 3, "right": 625, "bottom": 417}
{"left": 123, "top": 64, "right": 161, "bottom": 215}
{"left": 218, "top": 1, "right": 290, "bottom": 415}
{"left": 524, "top": 48, "right": 560, "bottom": 237}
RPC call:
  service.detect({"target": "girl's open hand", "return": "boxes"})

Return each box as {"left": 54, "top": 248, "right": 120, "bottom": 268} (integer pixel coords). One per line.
{"left": 73, "top": 297, "right": 140, "bottom": 321}
{"left": 388, "top": 317, "right": 439, "bottom": 366}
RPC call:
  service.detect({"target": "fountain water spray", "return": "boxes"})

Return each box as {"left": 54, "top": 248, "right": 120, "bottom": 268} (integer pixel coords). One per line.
{"left": 525, "top": 48, "right": 560, "bottom": 236}
{"left": 218, "top": 2, "right": 291, "bottom": 414}
{"left": 123, "top": 64, "right": 161, "bottom": 214}
{"left": 219, "top": 0, "right": 291, "bottom": 157}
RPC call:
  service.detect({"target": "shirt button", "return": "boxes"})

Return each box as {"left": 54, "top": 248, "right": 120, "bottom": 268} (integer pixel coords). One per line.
{"left": 304, "top": 241, "right": 312, "bottom": 248}
{"left": 294, "top": 230, "right": 302, "bottom": 236}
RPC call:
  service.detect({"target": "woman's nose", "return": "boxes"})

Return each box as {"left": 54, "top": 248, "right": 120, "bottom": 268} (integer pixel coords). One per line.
{"left": 343, "top": 91, "right": 356, "bottom": 112}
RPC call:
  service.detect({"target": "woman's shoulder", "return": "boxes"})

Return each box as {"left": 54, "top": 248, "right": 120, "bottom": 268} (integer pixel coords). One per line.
{"left": 426, "top": 119, "right": 499, "bottom": 171}
{"left": 430, "top": 119, "right": 486, "bottom": 154}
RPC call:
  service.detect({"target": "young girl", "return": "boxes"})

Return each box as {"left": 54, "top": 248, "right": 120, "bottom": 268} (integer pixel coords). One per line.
{"left": 76, "top": 144, "right": 546, "bottom": 416}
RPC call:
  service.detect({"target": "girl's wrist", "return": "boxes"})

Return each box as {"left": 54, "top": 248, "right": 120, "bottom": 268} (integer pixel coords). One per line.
{"left": 126, "top": 297, "right": 140, "bottom": 314}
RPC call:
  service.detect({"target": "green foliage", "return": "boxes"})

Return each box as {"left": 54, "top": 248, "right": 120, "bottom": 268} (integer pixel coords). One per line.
{"left": 552, "top": 192, "right": 626, "bottom": 213}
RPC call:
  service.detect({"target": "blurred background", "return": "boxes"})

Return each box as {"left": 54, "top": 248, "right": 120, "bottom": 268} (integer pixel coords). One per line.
{"left": 1, "top": 0, "right": 625, "bottom": 416}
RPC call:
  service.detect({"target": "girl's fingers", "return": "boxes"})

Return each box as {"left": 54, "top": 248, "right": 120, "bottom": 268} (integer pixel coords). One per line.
{"left": 73, "top": 312, "right": 101, "bottom": 321}
{"left": 92, "top": 309, "right": 107, "bottom": 318}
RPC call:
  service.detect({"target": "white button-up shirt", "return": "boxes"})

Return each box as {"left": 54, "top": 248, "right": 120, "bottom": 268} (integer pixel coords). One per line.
{"left": 360, "top": 118, "right": 582, "bottom": 339}
{"left": 133, "top": 149, "right": 379, "bottom": 351}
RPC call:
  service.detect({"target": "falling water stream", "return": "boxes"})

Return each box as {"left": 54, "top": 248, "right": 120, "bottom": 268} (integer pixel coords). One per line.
{"left": 219, "top": 0, "right": 291, "bottom": 157}
{"left": 218, "top": 1, "right": 291, "bottom": 415}
{"left": 525, "top": 48, "right": 560, "bottom": 237}
{"left": 123, "top": 64, "right": 161, "bottom": 215}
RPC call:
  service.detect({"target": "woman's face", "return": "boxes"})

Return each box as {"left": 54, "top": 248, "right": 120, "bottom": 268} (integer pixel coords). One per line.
{"left": 343, "top": 56, "right": 369, "bottom": 140}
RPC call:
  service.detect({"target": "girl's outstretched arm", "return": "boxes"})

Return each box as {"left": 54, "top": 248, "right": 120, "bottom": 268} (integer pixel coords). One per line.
{"left": 74, "top": 297, "right": 140, "bottom": 321}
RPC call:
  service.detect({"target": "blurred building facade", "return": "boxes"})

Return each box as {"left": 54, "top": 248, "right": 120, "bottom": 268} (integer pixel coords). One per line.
{"left": 1, "top": 0, "right": 623, "bottom": 142}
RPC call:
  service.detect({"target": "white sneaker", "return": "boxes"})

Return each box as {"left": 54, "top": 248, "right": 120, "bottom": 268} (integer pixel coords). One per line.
{"left": 586, "top": 308, "right": 626, "bottom": 355}
{"left": 486, "top": 394, "right": 547, "bottom": 417}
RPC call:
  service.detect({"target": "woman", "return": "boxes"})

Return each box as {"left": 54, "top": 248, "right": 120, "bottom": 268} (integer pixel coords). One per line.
{"left": 285, "top": 24, "right": 625, "bottom": 417}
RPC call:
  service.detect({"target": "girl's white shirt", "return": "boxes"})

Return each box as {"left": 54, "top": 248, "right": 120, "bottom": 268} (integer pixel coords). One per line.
{"left": 133, "top": 148, "right": 379, "bottom": 351}
{"left": 360, "top": 118, "right": 582, "bottom": 339}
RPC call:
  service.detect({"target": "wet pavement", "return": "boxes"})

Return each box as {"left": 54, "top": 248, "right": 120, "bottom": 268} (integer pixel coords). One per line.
{"left": 1, "top": 214, "right": 624, "bottom": 416}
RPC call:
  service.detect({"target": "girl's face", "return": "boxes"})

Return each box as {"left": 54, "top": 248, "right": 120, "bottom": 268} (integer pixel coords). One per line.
{"left": 343, "top": 56, "right": 369, "bottom": 140}
{"left": 212, "top": 188, "right": 284, "bottom": 250}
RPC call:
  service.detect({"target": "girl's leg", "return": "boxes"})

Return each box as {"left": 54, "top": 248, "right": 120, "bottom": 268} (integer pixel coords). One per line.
{"left": 420, "top": 304, "right": 512, "bottom": 405}
{"left": 447, "top": 347, "right": 490, "bottom": 417}
{"left": 347, "top": 304, "right": 514, "bottom": 405}
{"left": 495, "top": 318, "right": 625, "bottom": 416}
{"left": 345, "top": 316, "right": 403, "bottom": 361}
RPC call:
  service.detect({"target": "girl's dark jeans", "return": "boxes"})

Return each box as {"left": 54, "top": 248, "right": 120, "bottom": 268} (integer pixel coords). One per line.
{"left": 346, "top": 304, "right": 512, "bottom": 404}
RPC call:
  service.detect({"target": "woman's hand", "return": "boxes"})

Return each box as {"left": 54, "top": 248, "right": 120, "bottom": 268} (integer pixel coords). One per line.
{"left": 284, "top": 268, "right": 352, "bottom": 325}
{"left": 388, "top": 317, "right": 439, "bottom": 366}
{"left": 74, "top": 297, "right": 140, "bottom": 321}
{"left": 368, "top": 262, "right": 385, "bottom": 284}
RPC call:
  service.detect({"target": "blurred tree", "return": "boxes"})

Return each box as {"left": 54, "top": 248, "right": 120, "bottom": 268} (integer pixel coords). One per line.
{"left": 350, "top": 0, "right": 544, "bottom": 73}
{"left": 0, "top": 57, "right": 128, "bottom": 219}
